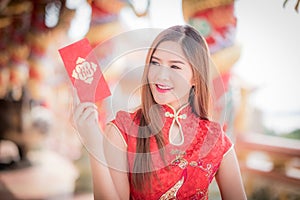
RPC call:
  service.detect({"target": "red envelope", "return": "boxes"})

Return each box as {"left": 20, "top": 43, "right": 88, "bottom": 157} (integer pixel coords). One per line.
{"left": 59, "top": 38, "right": 111, "bottom": 102}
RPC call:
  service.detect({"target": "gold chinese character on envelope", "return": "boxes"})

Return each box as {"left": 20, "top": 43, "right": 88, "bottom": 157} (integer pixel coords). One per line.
{"left": 72, "top": 57, "right": 97, "bottom": 84}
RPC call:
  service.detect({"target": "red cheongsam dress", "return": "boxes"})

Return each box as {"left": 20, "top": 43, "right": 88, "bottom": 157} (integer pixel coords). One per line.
{"left": 109, "top": 104, "right": 233, "bottom": 199}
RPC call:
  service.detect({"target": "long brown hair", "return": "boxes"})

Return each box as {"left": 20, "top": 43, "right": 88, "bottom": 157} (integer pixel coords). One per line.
{"left": 132, "top": 25, "right": 210, "bottom": 189}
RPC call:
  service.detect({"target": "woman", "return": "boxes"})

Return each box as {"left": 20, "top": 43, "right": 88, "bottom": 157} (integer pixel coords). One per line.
{"left": 73, "top": 25, "right": 247, "bottom": 199}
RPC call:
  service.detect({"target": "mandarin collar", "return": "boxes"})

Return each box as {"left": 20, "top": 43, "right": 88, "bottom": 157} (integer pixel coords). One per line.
{"left": 162, "top": 103, "right": 191, "bottom": 120}
{"left": 160, "top": 104, "right": 191, "bottom": 146}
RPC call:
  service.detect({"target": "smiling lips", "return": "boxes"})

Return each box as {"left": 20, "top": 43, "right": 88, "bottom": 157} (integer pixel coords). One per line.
{"left": 155, "top": 84, "right": 173, "bottom": 93}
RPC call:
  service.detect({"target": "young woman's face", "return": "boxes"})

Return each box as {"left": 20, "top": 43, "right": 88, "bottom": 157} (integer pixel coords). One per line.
{"left": 148, "top": 41, "right": 194, "bottom": 109}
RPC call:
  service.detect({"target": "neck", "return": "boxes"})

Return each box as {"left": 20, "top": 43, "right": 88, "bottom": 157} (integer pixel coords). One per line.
{"left": 168, "top": 101, "right": 189, "bottom": 111}
{"left": 166, "top": 102, "right": 189, "bottom": 113}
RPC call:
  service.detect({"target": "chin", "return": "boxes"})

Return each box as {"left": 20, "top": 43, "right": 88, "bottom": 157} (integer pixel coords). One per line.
{"left": 154, "top": 99, "right": 178, "bottom": 108}
{"left": 153, "top": 99, "right": 168, "bottom": 106}
{"left": 152, "top": 96, "right": 169, "bottom": 105}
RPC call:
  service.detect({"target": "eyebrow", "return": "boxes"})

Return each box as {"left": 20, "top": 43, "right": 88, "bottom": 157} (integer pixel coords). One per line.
{"left": 151, "top": 56, "right": 185, "bottom": 65}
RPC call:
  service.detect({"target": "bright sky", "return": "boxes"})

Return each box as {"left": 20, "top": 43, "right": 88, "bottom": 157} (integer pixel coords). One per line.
{"left": 234, "top": 0, "right": 300, "bottom": 132}
{"left": 234, "top": 0, "right": 300, "bottom": 113}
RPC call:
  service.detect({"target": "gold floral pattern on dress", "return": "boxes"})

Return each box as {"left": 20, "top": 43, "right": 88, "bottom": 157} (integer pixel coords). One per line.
{"left": 190, "top": 161, "right": 213, "bottom": 177}
{"left": 171, "top": 155, "right": 188, "bottom": 169}
{"left": 170, "top": 149, "right": 188, "bottom": 169}
{"left": 189, "top": 161, "right": 198, "bottom": 167}
{"left": 159, "top": 169, "right": 187, "bottom": 200}
{"left": 170, "top": 149, "right": 214, "bottom": 177}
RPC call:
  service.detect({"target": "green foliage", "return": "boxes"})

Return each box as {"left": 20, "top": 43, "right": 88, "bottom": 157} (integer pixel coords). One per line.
{"left": 264, "top": 128, "right": 300, "bottom": 140}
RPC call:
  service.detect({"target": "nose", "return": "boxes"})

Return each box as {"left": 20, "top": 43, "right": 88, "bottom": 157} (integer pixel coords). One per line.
{"left": 157, "top": 65, "right": 170, "bottom": 80}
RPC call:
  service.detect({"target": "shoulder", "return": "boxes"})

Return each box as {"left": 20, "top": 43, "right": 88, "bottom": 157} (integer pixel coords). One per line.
{"left": 198, "top": 119, "right": 224, "bottom": 135}
{"left": 198, "top": 119, "right": 233, "bottom": 156}
{"left": 111, "top": 108, "right": 141, "bottom": 129}
{"left": 106, "top": 108, "right": 142, "bottom": 147}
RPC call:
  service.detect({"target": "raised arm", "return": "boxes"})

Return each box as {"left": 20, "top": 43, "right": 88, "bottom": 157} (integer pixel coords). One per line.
{"left": 215, "top": 148, "right": 247, "bottom": 200}
{"left": 73, "top": 102, "right": 129, "bottom": 200}
{"left": 102, "top": 123, "right": 130, "bottom": 200}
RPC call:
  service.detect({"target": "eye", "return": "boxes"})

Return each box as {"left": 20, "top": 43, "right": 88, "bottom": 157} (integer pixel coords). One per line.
{"left": 150, "top": 60, "right": 160, "bottom": 66}
{"left": 170, "top": 65, "right": 181, "bottom": 70}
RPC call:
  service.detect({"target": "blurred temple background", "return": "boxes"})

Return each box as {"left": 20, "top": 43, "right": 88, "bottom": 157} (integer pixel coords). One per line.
{"left": 0, "top": 0, "right": 300, "bottom": 199}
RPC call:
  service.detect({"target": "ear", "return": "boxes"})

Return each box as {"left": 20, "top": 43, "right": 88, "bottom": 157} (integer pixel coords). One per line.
{"left": 191, "top": 77, "right": 196, "bottom": 86}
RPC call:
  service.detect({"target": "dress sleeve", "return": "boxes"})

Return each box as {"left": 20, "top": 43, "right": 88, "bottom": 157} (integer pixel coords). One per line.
{"left": 208, "top": 121, "right": 233, "bottom": 158}
{"left": 221, "top": 130, "right": 233, "bottom": 158}
{"left": 198, "top": 120, "right": 233, "bottom": 159}
{"left": 107, "top": 110, "right": 139, "bottom": 148}
{"left": 107, "top": 111, "right": 131, "bottom": 147}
